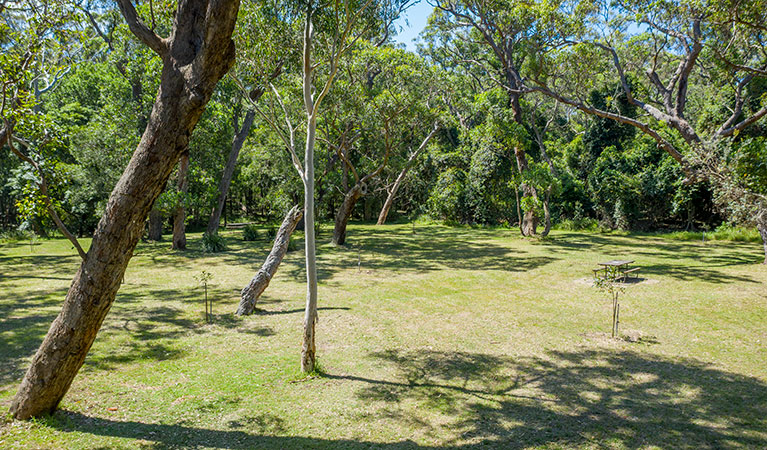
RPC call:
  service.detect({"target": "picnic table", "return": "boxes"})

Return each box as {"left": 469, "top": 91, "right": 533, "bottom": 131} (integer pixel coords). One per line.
{"left": 593, "top": 260, "right": 640, "bottom": 282}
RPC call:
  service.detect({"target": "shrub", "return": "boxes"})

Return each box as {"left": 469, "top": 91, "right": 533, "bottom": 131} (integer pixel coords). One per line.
{"left": 0, "top": 229, "right": 34, "bottom": 242}
{"left": 201, "top": 232, "right": 227, "bottom": 253}
{"left": 242, "top": 224, "right": 259, "bottom": 241}
{"left": 266, "top": 225, "right": 277, "bottom": 240}
{"left": 287, "top": 236, "right": 298, "bottom": 252}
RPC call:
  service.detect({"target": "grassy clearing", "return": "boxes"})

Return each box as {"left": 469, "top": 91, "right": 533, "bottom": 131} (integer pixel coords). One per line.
{"left": 1, "top": 224, "right": 766, "bottom": 449}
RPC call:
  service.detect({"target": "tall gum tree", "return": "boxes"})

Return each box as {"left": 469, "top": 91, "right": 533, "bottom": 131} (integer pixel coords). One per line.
{"left": 242, "top": 0, "right": 408, "bottom": 371}
{"left": 9, "top": 0, "right": 240, "bottom": 419}
{"left": 427, "top": 0, "right": 588, "bottom": 235}
{"left": 521, "top": 0, "right": 767, "bottom": 260}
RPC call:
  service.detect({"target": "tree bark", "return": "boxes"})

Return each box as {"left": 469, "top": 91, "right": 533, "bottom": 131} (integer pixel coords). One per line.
{"left": 514, "top": 147, "right": 538, "bottom": 236}
{"left": 377, "top": 123, "right": 439, "bottom": 225}
{"left": 237, "top": 205, "right": 303, "bottom": 315}
{"left": 9, "top": 0, "right": 239, "bottom": 419}
{"left": 206, "top": 109, "right": 256, "bottom": 235}
{"left": 332, "top": 184, "right": 363, "bottom": 245}
{"left": 148, "top": 207, "right": 163, "bottom": 241}
{"left": 172, "top": 151, "right": 190, "bottom": 250}
{"left": 758, "top": 218, "right": 767, "bottom": 264}
{"left": 541, "top": 185, "right": 552, "bottom": 238}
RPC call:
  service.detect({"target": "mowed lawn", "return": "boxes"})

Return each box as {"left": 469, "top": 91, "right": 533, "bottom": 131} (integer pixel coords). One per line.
{"left": 1, "top": 224, "right": 766, "bottom": 449}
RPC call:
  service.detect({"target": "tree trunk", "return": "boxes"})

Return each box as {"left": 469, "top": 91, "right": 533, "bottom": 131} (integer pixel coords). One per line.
{"left": 237, "top": 205, "right": 303, "bottom": 315}
{"left": 9, "top": 0, "right": 239, "bottom": 419}
{"left": 377, "top": 124, "right": 439, "bottom": 225}
{"left": 172, "top": 151, "right": 190, "bottom": 250}
{"left": 148, "top": 207, "right": 163, "bottom": 241}
{"left": 301, "top": 113, "right": 318, "bottom": 373}
{"left": 332, "top": 184, "right": 363, "bottom": 245}
{"left": 207, "top": 109, "right": 255, "bottom": 235}
{"left": 514, "top": 147, "right": 538, "bottom": 236}
{"left": 541, "top": 185, "right": 552, "bottom": 238}
{"left": 758, "top": 218, "right": 767, "bottom": 264}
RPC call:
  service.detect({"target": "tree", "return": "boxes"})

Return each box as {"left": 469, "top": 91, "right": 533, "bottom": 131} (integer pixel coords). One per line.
{"left": 524, "top": 0, "right": 767, "bottom": 259}
{"left": 9, "top": 0, "right": 240, "bottom": 419}
{"left": 327, "top": 45, "right": 440, "bottom": 244}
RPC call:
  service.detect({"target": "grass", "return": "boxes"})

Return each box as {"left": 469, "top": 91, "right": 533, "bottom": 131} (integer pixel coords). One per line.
{"left": 0, "top": 224, "right": 766, "bottom": 449}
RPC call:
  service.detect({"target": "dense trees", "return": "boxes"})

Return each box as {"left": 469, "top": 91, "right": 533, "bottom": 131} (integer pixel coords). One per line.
{"left": 2, "top": 0, "right": 766, "bottom": 418}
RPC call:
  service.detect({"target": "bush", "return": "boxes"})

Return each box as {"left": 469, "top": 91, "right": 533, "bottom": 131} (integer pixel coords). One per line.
{"left": 266, "top": 225, "right": 277, "bottom": 240}
{"left": 555, "top": 218, "right": 599, "bottom": 231}
{"left": 0, "top": 229, "right": 34, "bottom": 242}
{"left": 287, "top": 235, "right": 298, "bottom": 252}
{"left": 201, "top": 232, "right": 227, "bottom": 253}
{"left": 242, "top": 225, "right": 259, "bottom": 241}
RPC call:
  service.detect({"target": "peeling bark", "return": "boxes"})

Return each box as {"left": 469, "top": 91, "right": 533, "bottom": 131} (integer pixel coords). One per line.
{"left": 9, "top": 0, "right": 240, "bottom": 419}
{"left": 237, "top": 206, "right": 303, "bottom": 315}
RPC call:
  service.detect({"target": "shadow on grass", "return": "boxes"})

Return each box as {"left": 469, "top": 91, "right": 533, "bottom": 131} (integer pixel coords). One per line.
{"left": 543, "top": 232, "right": 761, "bottom": 284}
{"left": 43, "top": 348, "right": 767, "bottom": 449}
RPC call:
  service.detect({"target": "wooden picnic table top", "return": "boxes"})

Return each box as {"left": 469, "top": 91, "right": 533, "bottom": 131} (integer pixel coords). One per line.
{"left": 598, "top": 260, "right": 634, "bottom": 267}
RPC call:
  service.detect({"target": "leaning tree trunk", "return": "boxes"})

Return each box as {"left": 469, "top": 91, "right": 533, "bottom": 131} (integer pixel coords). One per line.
{"left": 148, "top": 206, "right": 163, "bottom": 241}
{"left": 377, "top": 124, "right": 439, "bottom": 225}
{"left": 332, "top": 184, "right": 363, "bottom": 245}
{"left": 172, "top": 151, "right": 190, "bottom": 250}
{"left": 206, "top": 109, "right": 256, "bottom": 235}
{"left": 758, "top": 218, "right": 767, "bottom": 264}
{"left": 237, "top": 205, "right": 303, "bottom": 315}
{"left": 9, "top": 0, "right": 239, "bottom": 420}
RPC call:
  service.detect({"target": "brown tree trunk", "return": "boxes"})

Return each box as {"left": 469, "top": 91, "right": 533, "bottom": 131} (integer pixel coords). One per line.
{"left": 148, "top": 207, "right": 163, "bottom": 241}
{"left": 172, "top": 151, "right": 190, "bottom": 250}
{"left": 758, "top": 218, "right": 767, "bottom": 264}
{"left": 377, "top": 124, "right": 439, "bottom": 225}
{"left": 9, "top": 0, "right": 239, "bottom": 420}
{"left": 207, "top": 109, "right": 255, "bottom": 235}
{"left": 514, "top": 147, "right": 538, "bottom": 236}
{"left": 237, "top": 206, "right": 303, "bottom": 315}
{"left": 332, "top": 184, "right": 363, "bottom": 245}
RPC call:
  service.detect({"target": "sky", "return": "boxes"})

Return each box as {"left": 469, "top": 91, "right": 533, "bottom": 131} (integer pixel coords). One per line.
{"left": 392, "top": 1, "right": 434, "bottom": 51}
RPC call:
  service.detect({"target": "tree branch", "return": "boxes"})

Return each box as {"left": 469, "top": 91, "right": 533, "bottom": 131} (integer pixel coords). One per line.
{"left": 115, "top": 0, "right": 167, "bottom": 57}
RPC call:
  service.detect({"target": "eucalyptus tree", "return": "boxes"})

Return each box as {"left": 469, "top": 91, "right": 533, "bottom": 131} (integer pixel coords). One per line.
{"left": 327, "top": 44, "right": 442, "bottom": 243}
{"left": 425, "top": 0, "right": 588, "bottom": 235}
{"left": 243, "top": 0, "right": 411, "bottom": 371}
{"left": 1, "top": 0, "right": 85, "bottom": 251}
{"left": 10, "top": 0, "right": 240, "bottom": 419}
{"left": 524, "top": 0, "right": 767, "bottom": 260}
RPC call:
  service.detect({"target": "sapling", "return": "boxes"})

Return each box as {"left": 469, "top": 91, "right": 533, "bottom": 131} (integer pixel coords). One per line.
{"left": 195, "top": 270, "right": 214, "bottom": 323}
{"left": 593, "top": 273, "right": 625, "bottom": 338}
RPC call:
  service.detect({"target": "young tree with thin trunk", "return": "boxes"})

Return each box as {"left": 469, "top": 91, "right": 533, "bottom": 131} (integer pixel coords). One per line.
{"left": 9, "top": 0, "right": 240, "bottom": 419}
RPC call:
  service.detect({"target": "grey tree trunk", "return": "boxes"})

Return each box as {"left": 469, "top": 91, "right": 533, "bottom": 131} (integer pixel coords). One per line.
{"left": 237, "top": 205, "right": 303, "bottom": 315}
{"left": 9, "top": 0, "right": 239, "bottom": 419}
{"left": 377, "top": 124, "right": 439, "bottom": 225}
{"left": 332, "top": 184, "right": 363, "bottom": 245}
{"left": 206, "top": 109, "right": 256, "bottom": 235}
{"left": 541, "top": 186, "right": 553, "bottom": 238}
{"left": 758, "top": 219, "right": 767, "bottom": 264}
{"left": 172, "top": 151, "right": 190, "bottom": 250}
{"left": 148, "top": 207, "right": 163, "bottom": 241}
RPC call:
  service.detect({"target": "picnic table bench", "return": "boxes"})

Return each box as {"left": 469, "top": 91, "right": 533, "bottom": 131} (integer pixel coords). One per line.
{"left": 592, "top": 260, "right": 640, "bottom": 282}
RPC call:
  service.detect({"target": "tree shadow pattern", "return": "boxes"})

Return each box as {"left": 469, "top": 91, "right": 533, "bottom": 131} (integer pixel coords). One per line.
{"left": 41, "top": 348, "right": 767, "bottom": 449}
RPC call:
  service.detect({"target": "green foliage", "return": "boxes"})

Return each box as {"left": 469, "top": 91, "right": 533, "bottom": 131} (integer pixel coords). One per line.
{"left": 201, "top": 232, "right": 227, "bottom": 253}
{"left": 242, "top": 224, "right": 260, "bottom": 241}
